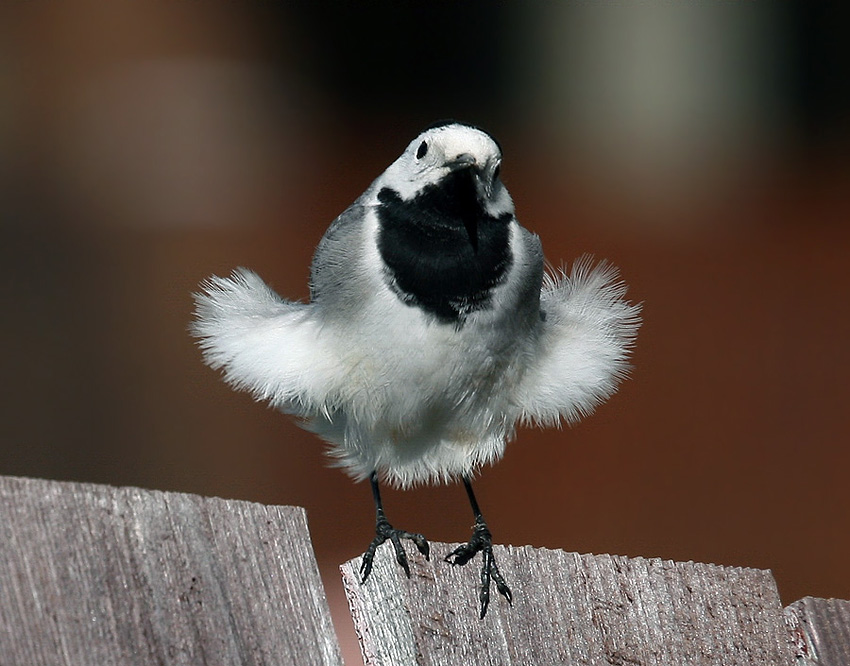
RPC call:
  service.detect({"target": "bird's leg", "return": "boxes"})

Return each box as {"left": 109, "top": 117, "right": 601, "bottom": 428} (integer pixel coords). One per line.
{"left": 360, "top": 471, "right": 430, "bottom": 584}
{"left": 444, "top": 476, "right": 512, "bottom": 618}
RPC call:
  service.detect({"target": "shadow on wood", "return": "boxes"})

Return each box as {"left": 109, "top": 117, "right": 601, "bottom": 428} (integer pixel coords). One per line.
{"left": 786, "top": 597, "right": 850, "bottom": 666}
{"left": 0, "top": 476, "right": 342, "bottom": 666}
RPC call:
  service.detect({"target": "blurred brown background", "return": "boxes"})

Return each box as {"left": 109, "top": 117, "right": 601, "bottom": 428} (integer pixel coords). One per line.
{"left": 1, "top": 3, "right": 848, "bottom": 664}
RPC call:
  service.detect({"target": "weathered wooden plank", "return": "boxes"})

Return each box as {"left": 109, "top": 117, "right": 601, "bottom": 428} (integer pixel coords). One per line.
{"left": 341, "top": 543, "right": 795, "bottom": 666}
{"left": 0, "top": 476, "right": 342, "bottom": 666}
{"left": 785, "top": 597, "right": 850, "bottom": 666}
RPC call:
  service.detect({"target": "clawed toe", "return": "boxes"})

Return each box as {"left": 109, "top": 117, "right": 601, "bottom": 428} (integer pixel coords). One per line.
{"left": 478, "top": 545, "right": 512, "bottom": 618}
{"left": 444, "top": 542, "right": 476, "bottom": 566}
{"left": 445, "top": 516, "right": 512, "bottom": 618}
{"left": 361, "top": 472, "right": 430, "bottom": 584}
{"left": 360, "top": 517, "right": 430, "bottom": 584}
{"left": 361, "top": 472, "right": 513, "bottom": 620}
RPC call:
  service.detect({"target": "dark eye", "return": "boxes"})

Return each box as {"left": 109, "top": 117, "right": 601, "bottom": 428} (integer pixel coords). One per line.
{"left": 493, "top": 163, "right": 501, "bottom": 180}
{"left": 416, "top": 140, "right": 428, "bottom": 160}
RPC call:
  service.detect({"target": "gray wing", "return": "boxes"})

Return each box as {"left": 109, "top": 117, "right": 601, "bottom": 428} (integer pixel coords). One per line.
{"left": 309, "top": 198, "right": 373, "bottom": 307}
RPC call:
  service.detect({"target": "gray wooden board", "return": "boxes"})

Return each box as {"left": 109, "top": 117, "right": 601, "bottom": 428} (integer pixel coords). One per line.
{"left": 785, "top": 597, "right": 850, "bottom": 666}
{"left": 0, "top": 475, "right": 342, "bottom": 666}
{"left": 341, "top": 542, "right": 795, "bottom": 666}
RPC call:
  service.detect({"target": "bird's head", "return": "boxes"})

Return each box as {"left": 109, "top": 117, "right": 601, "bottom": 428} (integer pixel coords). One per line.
{"left": 376, "top": 121, "right": 513, "bottom": 221}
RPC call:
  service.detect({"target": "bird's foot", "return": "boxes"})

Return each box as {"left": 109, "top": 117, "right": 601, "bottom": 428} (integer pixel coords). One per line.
{"left": 360, "top": 515, "right": 430, "bottom": 584}
{"left": 444, "top": 516, "right": 512, "bottom": 618}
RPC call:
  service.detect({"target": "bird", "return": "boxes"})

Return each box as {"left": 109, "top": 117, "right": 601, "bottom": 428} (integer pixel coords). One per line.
{"left": 192, "top": 121, "right": 641, "bottom": 619}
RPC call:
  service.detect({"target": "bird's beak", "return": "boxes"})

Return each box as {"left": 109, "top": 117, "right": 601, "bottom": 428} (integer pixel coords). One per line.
{"left": 446, "top": 154, "right": 489, "bottom": 252}
{"left": 448, "top": 153, "right": 492, "bottom": 197}
{"left": 447, "top": 153, "right": 478, "bottom": 171}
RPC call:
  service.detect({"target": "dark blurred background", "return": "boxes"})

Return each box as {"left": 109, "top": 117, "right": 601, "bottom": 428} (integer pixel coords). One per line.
{"left": 1, "top": 3, "right": 848, "bottom": 663}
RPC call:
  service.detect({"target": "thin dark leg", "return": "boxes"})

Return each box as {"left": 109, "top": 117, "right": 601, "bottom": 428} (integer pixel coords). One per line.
{"left": 445, "top": 475, "right": 513, "bottom": 619}
{"left": 462, "top": 475, "right": 482, "bottom": 517}
{"left": 360, "top": 472, "right": 430, "bottom": 584}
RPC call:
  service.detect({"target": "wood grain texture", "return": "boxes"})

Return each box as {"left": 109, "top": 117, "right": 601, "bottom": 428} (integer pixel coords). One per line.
{"left": 0, "top": 475, "right": 342, "bottom": 666}
{"left": 341, "top": 542, "right": 795, "bottom": 666}
{"left": 785, "top": 597, "right": 850, "bottom": 666}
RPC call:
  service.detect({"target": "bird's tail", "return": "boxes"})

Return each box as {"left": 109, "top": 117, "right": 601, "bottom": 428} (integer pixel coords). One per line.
{"left": 191, "top": 268, "right": 331, "bottom": 414}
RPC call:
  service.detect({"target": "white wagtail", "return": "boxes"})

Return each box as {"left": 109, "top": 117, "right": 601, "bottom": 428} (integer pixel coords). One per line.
{"left": 192, "top": 121, "right": 641, "bottom": 618}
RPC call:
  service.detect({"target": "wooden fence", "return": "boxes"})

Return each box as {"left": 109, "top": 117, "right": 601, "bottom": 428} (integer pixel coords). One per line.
{"left": 1, "top": 476, "right": 847, "bottom": 665}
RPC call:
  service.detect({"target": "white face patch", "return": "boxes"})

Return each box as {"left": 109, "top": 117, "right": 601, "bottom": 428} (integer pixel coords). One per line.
{"left": 375, "top": 123, "right": 511, "bottom": 219}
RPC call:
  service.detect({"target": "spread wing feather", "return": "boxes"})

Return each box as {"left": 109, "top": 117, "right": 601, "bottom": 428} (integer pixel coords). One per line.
{"left": 192, "top": 268, "right": 338, "bottom": 416}
{"left": 516, "top": 257, "right": 642, "bottom": 427}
